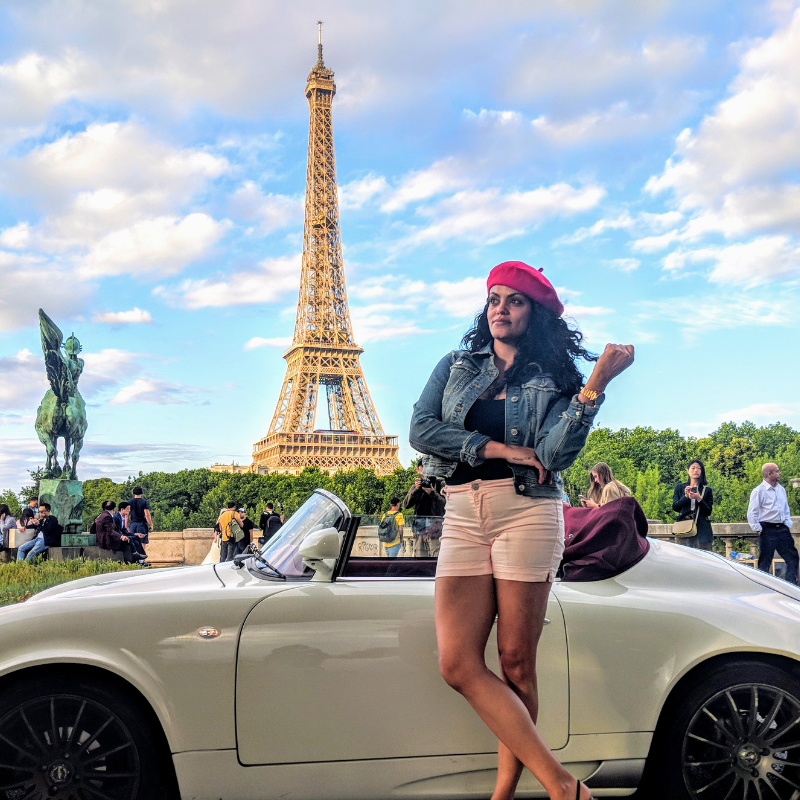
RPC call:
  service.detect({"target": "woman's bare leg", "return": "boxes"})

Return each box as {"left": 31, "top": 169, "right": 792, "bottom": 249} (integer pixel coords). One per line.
{"left": 436, "top": 576, "right": 588, "bottom": 800}
{"left": 491, "top": 579, "right": 549, "bottom": 800}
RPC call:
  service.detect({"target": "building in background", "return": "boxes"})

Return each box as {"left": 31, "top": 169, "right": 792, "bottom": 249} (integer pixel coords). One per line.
{"left": 252, "top": 30, "right": 401, "bottom": 476}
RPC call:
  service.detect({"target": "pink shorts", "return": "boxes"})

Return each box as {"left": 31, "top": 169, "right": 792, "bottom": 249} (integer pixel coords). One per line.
{"left": 436, "top": 478, "right": 564, "bottom": 582}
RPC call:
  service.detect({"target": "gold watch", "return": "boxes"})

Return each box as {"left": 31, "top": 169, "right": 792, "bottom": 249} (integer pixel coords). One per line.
{"left": 580, "top": 386, "right": 600, "bottom": 403}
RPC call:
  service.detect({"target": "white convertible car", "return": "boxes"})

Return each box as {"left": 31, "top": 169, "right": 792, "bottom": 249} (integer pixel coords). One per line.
{"left": 1, "top": 489, "right": 800, "bottom": 800}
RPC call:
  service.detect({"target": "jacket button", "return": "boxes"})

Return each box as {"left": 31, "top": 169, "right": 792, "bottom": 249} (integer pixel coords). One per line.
{"left": 511, "top": 396, "right": 518, "bottom": 402}
{"left": 518, "top": 484, "right": 525, "bottom": 491}
{"left": 511, "top": 428, "right": 519, "bottom": 436}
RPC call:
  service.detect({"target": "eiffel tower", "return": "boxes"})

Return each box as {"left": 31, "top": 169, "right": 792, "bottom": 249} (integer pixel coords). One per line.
{"left": 252, "top": 26, "right": 401, "bottom": 476}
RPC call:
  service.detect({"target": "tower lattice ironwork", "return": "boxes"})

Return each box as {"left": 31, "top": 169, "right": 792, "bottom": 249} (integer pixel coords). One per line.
{"left": 252, "top": 28, "right": 401, "bottom": 476}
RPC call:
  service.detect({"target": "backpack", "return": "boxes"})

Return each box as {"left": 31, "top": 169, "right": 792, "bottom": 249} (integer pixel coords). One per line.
{"left": 378, "top": 512, "right": 400, "bottom": 544}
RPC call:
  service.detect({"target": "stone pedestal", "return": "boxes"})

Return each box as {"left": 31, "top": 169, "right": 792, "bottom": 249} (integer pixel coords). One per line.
{"left": 38, "top": 478, "right": 83, "bottom": 535}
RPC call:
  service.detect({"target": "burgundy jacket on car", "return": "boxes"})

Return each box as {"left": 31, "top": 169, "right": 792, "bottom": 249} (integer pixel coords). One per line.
{"left": 561, "top": 496, "right": 649, "bottom": 582}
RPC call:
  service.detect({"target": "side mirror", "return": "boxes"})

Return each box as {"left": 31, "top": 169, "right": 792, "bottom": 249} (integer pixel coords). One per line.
{"left": 299, "top": 527, "right": 341, "bottom": 560}
{"left": 299, "top": 527, "right": 341, "bottom": 581}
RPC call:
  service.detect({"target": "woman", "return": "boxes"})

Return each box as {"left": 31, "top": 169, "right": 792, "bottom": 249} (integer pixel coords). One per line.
{"left": 672, "top": 459, "right": 714, "bottom": 550}
{"left": 580, "top": 463, "right": 631, "bottom": 508}
{"left": 0, "top": 504, "right": 16, "bottom": 553}
{"left": 410, "top": 261, "right": 634, "bottom": 800}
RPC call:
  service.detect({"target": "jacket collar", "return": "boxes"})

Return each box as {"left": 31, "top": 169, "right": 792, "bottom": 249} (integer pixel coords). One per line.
{"left": 467, "top": 342, "right": 544, "bottom": 377}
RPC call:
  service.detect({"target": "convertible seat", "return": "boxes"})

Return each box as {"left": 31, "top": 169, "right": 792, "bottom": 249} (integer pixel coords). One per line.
{"left": 561, "top": 496, "right": 649, "bottom": 581}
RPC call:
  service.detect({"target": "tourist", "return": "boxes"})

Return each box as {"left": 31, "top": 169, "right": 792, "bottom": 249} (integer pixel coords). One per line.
{"left": 748, "top": 463, "right": 799, "bottom": 585}
{"left": 403, "top": 457, "right": 445, "bottom": 557}
{"left": 127, "top": 486, "right": 153, "bottom": 555}
{"left": 217, "top": 502, "right": 240, "bottom": 562}
{"left": 17, "top": 503, "right": 61, "bottom": 561}
{"left": 258, "top": 502, "right": 283, "bottom": 546}
{"left": 672, "top": 459, "right": 714, "bottom": 551}
{"left": 115, "top": 502, "right": 147, "bottom": 563}
{"left": 409, "top": 260, "right": 633, "bottom": 800}
{"left": 95, "top": 500, "right": 134, "bottom": 563}
{"left": 0, "top": 504, "right": 16, "bottom": 552}
{"left": 379, "top": 498, "right": 404, "bottom": 557}
{"left": 18, "top": 507, "right": 37, "bottom": 540}
{"left": 236, "top": 508, "right": 255, "bottom": 556}
{"left": 580, "top": 462, "right": 631, "bottom": 508}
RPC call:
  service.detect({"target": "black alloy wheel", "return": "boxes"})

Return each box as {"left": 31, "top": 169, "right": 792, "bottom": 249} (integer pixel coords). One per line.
{"left": 651, "top": 660, "right": 800, "bottom": 800}
{"left": 0, "top": 674, "right": 177, "bottom": 800}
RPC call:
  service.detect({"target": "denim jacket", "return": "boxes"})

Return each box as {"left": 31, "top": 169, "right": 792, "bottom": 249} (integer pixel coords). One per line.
{"left": 409, "top": 344, "right": 603, "bottom": 499}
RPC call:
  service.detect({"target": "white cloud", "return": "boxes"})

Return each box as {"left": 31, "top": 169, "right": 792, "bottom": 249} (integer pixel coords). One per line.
{"left": 338, "top": 174, "right": 389, "bottom": 209}
{"left": 0, "top": 223, "right": 32, "bottom": 250}
{"left": 716, "top": 402, "right": 800, "bottom": 424}
{"left": 80, "top": 349, "right": 144, "bottom": 397}
{"left": 0, "top": 50, "right": 94, "bottom": 126}
{"left": 430, "top": 277, "right": 487, "bottom": 318}
{"left": 0, "top": 349, "right": 48, "bottom": 408}
{"left": 407, "top": 183, "right": 606, "bottom": 246}
{"left": 228, "top": 182, "right": 301, "bottom": 234}
{"left": 662, "top": 236, "right": 800, "bottom": 287}
{"left": 631, "top": 230, "right": 682, "bottom": 253}
{"left": 79, "top": 213, "right": 230, "bottom": 278}
{"left": 0, "top": 251, "right": 91, "bottom": 332}
{"left": 558, "top": 211, "right": 682, "bottom": 246}
{"left": 108, "top": 378, "right": 206, "bottom": 406}
{"left": 641, "top": 36, "right": 706, "bottom": 72}
{"left": 381, "top": 158, "right": 471, "bottom": 213}
{"left": 642, "top": 295, "right": 793, "bottom": 332}
{"left": 8, "top": 121, "right": 227, "bottom": 213}
{"left": 462, "top": 109, "right": 523, "bottom": 126}
{"left": 532, "top": 103, "right": 651, "bottom": 143}
{"left": 244, "top": 336, "right": 292, "bottom": 351}
{"left": 350, "top": 305, "right": 431, "bottom": 343}
{"left": 93, "top": 307, "right": 152, "bottom": 324}
{"left": 607, "top": 258, "right": 640, "bottom": 272}
{"left": 155, "top": 252, "right": 301, "bottom": 309}
{"left": 646, "top": 11, "right": 800, "bottom": 236}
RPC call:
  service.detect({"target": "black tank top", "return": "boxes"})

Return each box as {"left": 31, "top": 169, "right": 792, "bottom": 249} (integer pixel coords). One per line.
{"left": 447, "top": 399, "right": 513, "bottom": 485}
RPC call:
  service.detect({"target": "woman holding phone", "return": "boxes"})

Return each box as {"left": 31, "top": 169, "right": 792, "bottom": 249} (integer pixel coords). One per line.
{"left": 410, "top": 261, "right": 634, "bottom": 800}
{"left": 673, "top": 459, "right": 714, "bottom": 550}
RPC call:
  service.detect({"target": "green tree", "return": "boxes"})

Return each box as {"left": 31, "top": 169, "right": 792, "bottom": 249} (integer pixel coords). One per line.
{"left": 20, "top": 468, "right": 45, "bottom": 504}
{"left": 633, "top": 465, "right": 672, "bottom": 522}
{"left": 0, "top": 490, "right": 21, "bottom": 518}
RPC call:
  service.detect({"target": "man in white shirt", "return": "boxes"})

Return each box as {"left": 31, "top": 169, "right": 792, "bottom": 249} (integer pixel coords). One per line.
{"left": 747, "top": 462, "right": 798, "bottom": 585}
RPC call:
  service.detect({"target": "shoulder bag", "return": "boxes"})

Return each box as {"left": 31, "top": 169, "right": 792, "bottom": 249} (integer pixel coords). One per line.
{"left": 672, "top": 487, "right": 706, "bottom": 538}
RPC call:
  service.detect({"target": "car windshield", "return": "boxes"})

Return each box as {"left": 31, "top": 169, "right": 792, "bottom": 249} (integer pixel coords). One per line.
{"left": 259, "top": 491, "right": 347, "bottom": 578}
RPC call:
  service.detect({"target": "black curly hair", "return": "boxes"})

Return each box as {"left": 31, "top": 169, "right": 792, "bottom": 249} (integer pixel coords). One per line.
{"left": 461, "top": 299, "right": 597, "bottom": 395}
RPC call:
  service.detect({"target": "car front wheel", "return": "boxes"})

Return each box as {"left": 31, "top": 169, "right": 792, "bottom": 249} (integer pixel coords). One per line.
{"left": 655, "top": 659, "right": 800, "bottom": 800}
{"left": 0, "top": 672, "right": 177, "bottom": 800}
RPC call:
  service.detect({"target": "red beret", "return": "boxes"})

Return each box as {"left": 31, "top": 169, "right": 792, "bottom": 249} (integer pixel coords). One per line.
{"left": 487, "top": 261, "right": 564, "bottom": 317}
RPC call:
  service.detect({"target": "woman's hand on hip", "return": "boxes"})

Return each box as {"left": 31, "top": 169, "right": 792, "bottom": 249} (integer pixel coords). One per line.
{"left": 503, "top": 445, "right": 552, "bottom": 484}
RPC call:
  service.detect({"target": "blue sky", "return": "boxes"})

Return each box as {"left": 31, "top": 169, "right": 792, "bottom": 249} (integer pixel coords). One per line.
{"left": 1, "top": 0, "right": 800, "bottom": 491}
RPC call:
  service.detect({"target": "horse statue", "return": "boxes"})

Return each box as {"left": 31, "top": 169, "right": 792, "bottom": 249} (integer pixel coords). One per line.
{"left": 35, "top": 309, "right": 88, "bottom": 480}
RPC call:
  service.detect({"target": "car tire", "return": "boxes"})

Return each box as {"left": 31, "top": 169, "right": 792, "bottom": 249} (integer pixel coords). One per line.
{"left": 0, "top": 671, "right": 178, "bottom": 800}
{"left": 644, "top": 658, "right": 800, "bottom": 800}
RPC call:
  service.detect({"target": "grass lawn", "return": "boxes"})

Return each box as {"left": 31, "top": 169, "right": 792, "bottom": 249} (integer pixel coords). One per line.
{"left": 0, "top": 559, "right": 141, "bottom": 606}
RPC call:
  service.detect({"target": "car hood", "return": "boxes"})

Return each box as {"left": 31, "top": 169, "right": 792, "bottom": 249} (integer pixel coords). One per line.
{"left": 26, "top": 564, "right": 224, "bottom": 603}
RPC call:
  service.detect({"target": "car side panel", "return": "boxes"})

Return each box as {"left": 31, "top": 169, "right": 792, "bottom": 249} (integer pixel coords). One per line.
{"left": 0, "top": 569, "right": 295, "bottom": 753}
{"left": 175, "top": 732, "right": 649, "bottom": 800}
{"left": 235, "top": 579, "right": 569, "bottom": 764}
{"left": 556, "top": 540, "right": 800, "bottom": 735}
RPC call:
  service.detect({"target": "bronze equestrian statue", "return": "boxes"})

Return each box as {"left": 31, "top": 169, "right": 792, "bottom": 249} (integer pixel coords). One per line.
{"left": 35, "top": 309, "right": 87, "bottom": 480}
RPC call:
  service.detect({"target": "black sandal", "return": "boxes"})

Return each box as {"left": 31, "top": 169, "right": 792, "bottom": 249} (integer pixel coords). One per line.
{"left": 576, "top": 779, "right": 594, "bottom": 800}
